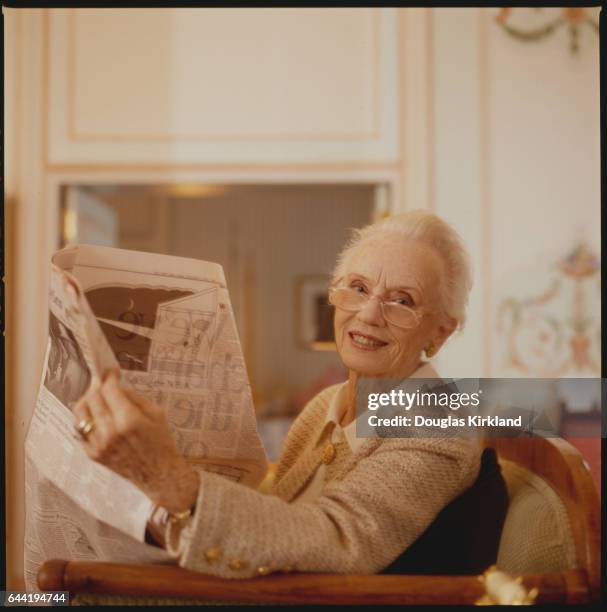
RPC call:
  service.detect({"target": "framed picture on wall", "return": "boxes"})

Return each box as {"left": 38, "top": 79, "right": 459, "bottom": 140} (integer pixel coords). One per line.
{"left": 294, "top": 275, "right": 335, "bottom": 351}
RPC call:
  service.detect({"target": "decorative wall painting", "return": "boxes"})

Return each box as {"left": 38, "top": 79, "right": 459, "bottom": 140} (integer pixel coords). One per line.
{"left": 497, "top": 244, "right": 600, "bottom": 378}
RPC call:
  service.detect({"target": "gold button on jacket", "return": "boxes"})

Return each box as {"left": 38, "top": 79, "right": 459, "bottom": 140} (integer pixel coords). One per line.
{"left": 228, "top": 559, "right": 249, "bottom": 571}
{"left": 320, "top": 442, "right": 336, "bottom": 465}
{"left": 204, "top": 547, "right": 222, "bottom": 563}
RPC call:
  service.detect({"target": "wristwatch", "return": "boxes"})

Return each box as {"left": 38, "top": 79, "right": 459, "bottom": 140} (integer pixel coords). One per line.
{"left": 166, "top": 506, "right": 195, "bottom": 526}
{"left": 158, "top": 503, "right": 196, "bottom": 527}
{"left": 146, "top": 502, "right": 196, "bottom": 548}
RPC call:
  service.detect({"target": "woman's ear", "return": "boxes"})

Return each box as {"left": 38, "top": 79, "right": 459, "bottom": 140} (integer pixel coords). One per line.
{"left": 431, "top": 316, "right": 458, "bottom": 353}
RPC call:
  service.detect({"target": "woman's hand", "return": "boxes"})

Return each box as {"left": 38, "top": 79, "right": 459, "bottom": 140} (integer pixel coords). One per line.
{"left": 72, "top": 370, "right": 199, "bottom": 514}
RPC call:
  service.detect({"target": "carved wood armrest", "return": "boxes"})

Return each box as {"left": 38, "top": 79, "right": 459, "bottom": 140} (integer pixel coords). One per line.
{"left": 38, "top": 560, "right": 590, "bottom": 605}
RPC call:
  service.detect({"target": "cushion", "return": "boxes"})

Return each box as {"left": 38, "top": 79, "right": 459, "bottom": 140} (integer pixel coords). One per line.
{"left": 381, "top": 447, "right": 509, "bottom": 575}
{"left": 496, "top": 459, "right": 576, "bottom": 574}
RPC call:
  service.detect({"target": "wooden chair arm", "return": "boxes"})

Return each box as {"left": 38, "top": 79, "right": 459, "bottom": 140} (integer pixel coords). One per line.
{"left": 484, "top": 436, "right": 601, "bottom": 600}
{"left": 38, "top": 560, "right": 590, "bottom": 605}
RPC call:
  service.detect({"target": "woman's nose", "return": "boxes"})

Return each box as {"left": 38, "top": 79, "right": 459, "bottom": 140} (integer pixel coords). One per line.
{"left": 356, "top": 295, "right": 386, "bottom": 326}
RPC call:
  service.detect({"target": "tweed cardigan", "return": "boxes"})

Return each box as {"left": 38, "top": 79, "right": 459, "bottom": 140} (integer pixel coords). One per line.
{"left": 165, "top": 383, "right": 482, "bottom": 579}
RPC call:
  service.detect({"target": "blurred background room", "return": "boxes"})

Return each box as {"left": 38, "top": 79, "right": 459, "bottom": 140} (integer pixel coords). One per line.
{"left": 4, "top": 7, "right": 601, "bottom": 589}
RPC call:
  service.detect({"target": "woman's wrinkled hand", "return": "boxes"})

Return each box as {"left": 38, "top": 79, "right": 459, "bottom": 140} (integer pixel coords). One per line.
{"left": 72, "top": 369, "right": 199, "bottom": 514}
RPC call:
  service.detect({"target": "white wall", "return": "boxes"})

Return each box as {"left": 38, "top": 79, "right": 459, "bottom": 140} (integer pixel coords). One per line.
{"left": 485, "top": 9, "right": 600, "bottom": 378}
{"left": 429, "top": 8, "right": 601, "bottom": 379}
{"left": 47, "top": 8, "right": 400, "bottom": 165}
{"left": 5, "top": 9, "right": 51, "bottom": 591}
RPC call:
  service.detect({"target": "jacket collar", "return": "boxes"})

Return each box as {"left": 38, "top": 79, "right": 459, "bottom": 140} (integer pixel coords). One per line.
{"left": 313, "top": 361, "right": 442, "bottom": 450}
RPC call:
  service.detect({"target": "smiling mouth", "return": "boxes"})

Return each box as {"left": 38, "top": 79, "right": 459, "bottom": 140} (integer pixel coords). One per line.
{"left": 348, "top": 331, "right": 389, "bottom": 350}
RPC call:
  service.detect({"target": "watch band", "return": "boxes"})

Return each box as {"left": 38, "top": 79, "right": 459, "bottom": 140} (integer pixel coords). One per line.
{"left": 156, "top": 503, "right": 196, "bottom": 528}
{"left": 167, "top": 507, "right": 193, "bottom": 525}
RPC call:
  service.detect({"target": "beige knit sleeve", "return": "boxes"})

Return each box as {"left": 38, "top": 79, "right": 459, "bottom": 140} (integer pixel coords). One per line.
{"left": 167, "top": 438, "right": 481, "bottom": 579}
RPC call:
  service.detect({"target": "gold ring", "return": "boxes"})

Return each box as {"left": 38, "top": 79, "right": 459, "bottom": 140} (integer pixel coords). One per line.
{"left": 75, "top": 418, "right": 95, "bottom": 439}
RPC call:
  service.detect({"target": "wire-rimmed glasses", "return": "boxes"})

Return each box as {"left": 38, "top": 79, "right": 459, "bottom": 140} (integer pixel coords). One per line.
{"left": 328, "top": 285, "right": 425, "bottom": 329}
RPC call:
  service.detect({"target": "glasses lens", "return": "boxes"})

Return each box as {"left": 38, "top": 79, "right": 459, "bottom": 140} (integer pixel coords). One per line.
{"left": 330, "top": 288, "right": 422, "bottom": 328}
{"left": 329, "top": 287, "right": 366, "bottom": 310}
{"left": 382, "top": 303, "right": 420, "bottom": 329}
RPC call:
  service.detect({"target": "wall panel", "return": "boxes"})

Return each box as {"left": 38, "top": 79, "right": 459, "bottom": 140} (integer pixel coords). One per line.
{"left": 47, "top": 8, "right": 400, "bottom": 165}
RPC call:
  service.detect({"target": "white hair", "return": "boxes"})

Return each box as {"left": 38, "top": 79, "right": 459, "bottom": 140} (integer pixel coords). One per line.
{"left": 332, "top": 210, "right": 473, "bottom": 330}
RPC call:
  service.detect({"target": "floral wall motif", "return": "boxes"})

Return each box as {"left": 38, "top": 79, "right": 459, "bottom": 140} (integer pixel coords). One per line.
{"left": 495, "top": 7, "right": 599, "bottom": 54}
{"left": 497, "top": 244, "right": 600, "bottom": 377}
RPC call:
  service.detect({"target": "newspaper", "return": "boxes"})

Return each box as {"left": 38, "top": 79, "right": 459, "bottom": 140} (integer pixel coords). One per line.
{"left": 24, "top": 244, "right": 268, "bottom": 590}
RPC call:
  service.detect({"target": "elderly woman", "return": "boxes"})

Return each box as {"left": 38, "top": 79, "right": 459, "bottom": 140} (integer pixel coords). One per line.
{"left": 73, "top": 210, "right": 507, "bottom": 578}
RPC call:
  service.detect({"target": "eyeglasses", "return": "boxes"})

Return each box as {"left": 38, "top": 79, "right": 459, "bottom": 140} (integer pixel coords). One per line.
{"left": 328, "top": 285, "right": 425, "bottom": 329}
